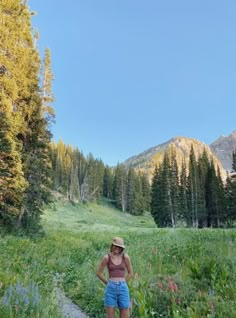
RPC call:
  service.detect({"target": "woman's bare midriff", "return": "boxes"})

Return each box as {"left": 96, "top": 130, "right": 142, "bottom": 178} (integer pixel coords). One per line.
{"left": 109, "top": 277, "right": 126, "bottom": 281}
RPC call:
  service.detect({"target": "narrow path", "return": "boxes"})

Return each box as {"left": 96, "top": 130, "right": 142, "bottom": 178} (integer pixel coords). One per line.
{"left": 56, "top": 287, "right": 89, "bottom": 318}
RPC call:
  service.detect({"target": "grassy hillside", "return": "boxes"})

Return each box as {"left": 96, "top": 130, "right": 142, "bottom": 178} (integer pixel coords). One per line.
{"left": 42, "top": 199, "right": 156, "bottom": 233}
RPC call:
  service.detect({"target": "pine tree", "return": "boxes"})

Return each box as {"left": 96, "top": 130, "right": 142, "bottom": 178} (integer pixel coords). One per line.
{"left": 0, "top": 111, "right": 27, "bottom": 225}
{"left": 169, "top": 146, "right": 179, "bottom": 227}
{"left": 103, "top": 166, "right": 113, "bottom": 199}
{"left": 112, "top": 164, "right": 127, "bottom": 212}
{"left": 205, "top": 160, "right": 222, "bottom": 227}
{"left": 151, "top": 153, "right": 173, "bottom": 227}
{"left": 179, "top": 159, "right": 188, "bottom": 223}
{"left": 69, "top": 149, "right": 80, "bottom": 203}
{"left": 225, "top": 150, "right": 236, "bottom": 225}
{"left": 187, "top": 145, "right": 200, "bottom": 227}
{"left": 127, "top": 167, "right": 136, "bottom": 214}
{"left": 140, "top": 172, "right": 151, "bottom": 211}
{"left": 0, "top": 0, "right": 54, "bottom": 231}
{"left": 41, "top": 48, "right": 55, "bottom": 119}
{"left": 150, "top": 166, "right": 160, "bottom": 226}
{"left": 19, "top": 98, "right": 53, "bottom": 230}
{"left": 215, "top": 166, "right": 226, "bottom": 226}
{"left": 197, "top": 149, "right": 209, "bottom": 227}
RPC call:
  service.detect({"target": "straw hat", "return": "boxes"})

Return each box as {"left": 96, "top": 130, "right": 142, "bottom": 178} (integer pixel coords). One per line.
{"left": 112, "top": 237, "right": 125, "bottom": 249}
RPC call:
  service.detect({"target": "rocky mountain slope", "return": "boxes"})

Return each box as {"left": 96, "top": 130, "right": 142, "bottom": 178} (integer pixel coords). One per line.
{"left": 210, "top": 131, "right": 236, "bottom": 171}
{"left": 124, "top": 136, "right": 226, "bottom": 180}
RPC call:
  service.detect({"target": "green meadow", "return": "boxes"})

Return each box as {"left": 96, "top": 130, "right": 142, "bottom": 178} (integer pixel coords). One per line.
{"left": 1, "top": 200, "right": 236, "bottom": 317}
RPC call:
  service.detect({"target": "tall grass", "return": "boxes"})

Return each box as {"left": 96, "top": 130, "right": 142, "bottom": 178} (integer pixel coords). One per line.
{"left": 0, "top": 201, "right": 236, "bottom": 317}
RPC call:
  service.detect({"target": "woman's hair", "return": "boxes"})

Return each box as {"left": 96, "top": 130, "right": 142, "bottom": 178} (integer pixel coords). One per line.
{"left": 110, "top": 244, "right": 124, "bottom": 254}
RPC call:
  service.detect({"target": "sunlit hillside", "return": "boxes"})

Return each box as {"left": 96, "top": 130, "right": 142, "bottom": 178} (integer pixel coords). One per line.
{"left": 124, "top": 136, "right": 227, "bottom": 181}
{"left": 42, "top": 199, "right": 156, "bottom": 233}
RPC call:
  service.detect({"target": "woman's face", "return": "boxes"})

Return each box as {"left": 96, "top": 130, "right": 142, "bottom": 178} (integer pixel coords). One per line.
{"left": 112, "top": 245, "right": 123, "bottom": 254}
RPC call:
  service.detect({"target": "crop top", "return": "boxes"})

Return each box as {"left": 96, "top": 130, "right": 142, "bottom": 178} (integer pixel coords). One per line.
{"left": 107, "top": 253, "right": 126, "bottom": 278}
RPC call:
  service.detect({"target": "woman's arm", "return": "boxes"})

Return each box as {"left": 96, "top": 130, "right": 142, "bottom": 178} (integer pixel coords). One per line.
{"left": 124, "top": 254, "right": 133, "bottom": 282}
{"left": 97, "top": 255, "right": 109, "bottom": 285}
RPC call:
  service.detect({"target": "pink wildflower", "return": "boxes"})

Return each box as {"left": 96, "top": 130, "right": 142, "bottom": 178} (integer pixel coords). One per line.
{"left": 210, "top": 300, "right": 215, "bottom": 313}
{"left": 168, "top": 277, "right": 178, "bottom": 292}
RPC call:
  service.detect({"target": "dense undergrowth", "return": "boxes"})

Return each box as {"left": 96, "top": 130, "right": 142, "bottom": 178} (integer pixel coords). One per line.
{"left": 0, "top": 201, "right": 236, "bottom": 317}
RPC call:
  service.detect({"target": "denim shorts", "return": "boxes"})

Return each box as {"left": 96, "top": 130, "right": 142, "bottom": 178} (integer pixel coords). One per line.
{"left": 104, "top": 280, "right": 130, "bottom": 309}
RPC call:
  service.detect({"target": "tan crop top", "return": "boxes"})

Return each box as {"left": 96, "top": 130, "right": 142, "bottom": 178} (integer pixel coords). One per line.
{"left": 107, "top": 253, "right": 126, "bottom": 278}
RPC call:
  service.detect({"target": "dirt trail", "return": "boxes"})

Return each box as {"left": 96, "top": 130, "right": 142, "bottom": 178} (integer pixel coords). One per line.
{"left": 56, "top": 287, "right": 89, "bottom": 318}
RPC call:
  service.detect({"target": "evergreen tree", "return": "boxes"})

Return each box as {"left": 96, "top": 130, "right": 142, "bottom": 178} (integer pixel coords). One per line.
{"left": 86, "top": 155, "right": 104, "bottom": 201}
{"left": 205, "top": 160, "right": 221, "bottom": 227}
{"left": 216, "top": 166, "right": 226, "bottom": 226}
{"left": 187, "top": 145, "right": 200, "bottom": 227}
{"left": 0, "top": 0, "right": 54, "bottom": 230}
{"left": 0, "top": 111, "right": 27, "bottom": 225}
{"left": 41, "top": 48, "right": 55, "bottom": 119}
{"left": 140, "top": 172, "right": 151, "bottom": 211}
{"left": 168, "top": 146, "right": 179, "bottom": 226}
{"left": 103, "top": 166, "right": 113, "bottom": 199}
{"left": 127, "top": 167, "right": 136, "bottom": 214}
{"left": 151, "top": 153, "right": 173, "bottom": 227}
{"left": 150, "top": 166, "right": 160, "bottom": 226}
{"left": 77, "top": 151, "right": 88, "bottom": 202}
{"left": 112, "top": 164, "right": 127, "bottom": 212}
{"left": 20, "top": 100, "right": 53, "bottom": 230}
{"left": 225, "top": 150, "right": 236, "bottom": 225}
{"left": 69, "top": 148, "right": 80, "bottom": 202}
{"left": 179, "top": 159, "right": 188, "bottom": 223}
{"left": 197, "top": 149, "right": 209, "bottom": 227}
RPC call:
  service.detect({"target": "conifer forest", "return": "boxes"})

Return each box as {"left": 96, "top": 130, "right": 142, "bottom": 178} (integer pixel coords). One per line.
{"left": 0, "top": 0, "right": 236, "bottom": 234}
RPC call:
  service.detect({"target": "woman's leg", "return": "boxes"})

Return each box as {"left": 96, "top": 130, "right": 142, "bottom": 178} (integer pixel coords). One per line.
{"left": 106, "top": 306, "right": 116, "bottom": 318}
{"left": 119, "top": 308, "right": 129, "bottom": 318}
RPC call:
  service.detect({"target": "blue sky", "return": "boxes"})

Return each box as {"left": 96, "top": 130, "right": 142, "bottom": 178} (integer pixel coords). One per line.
{"left": 30, "top": 0, "right": 236, "bottom": 166}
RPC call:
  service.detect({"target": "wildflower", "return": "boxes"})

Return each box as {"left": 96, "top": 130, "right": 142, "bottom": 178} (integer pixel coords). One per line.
{"left": 168, "top": 277, "right": 178, "bottom": 292}
{"left": 210, "top": 300, "right": 215, "bottom": 313}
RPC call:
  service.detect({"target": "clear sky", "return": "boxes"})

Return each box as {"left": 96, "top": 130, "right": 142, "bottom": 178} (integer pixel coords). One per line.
{"left": 30, "top": 0, "right": 236, "bottom": 166}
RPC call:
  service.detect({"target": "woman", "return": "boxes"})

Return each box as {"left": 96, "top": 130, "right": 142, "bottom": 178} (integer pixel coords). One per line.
{"left": 97, "top": 237, "right": 133, "bottom": 318}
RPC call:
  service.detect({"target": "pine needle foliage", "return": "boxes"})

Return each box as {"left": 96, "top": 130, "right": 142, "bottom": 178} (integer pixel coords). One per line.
{"left": 0, "top": 0, "right": 54, "bottom": 232}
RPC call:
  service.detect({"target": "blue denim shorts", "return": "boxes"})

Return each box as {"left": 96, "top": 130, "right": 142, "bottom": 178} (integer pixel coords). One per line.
{"left": 104, "top": 280, "right": 130, "bottom": 309}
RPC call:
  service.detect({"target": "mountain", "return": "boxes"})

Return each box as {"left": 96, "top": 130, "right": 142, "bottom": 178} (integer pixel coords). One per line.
{"left": 124, "top": 136, "right": 226, "bottom": 180}
{"left": 210, "top": 131, "right": 236, "bottom": 171}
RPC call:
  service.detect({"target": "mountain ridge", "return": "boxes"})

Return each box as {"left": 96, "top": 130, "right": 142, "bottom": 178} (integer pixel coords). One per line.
{"left": 123, "top": 135, "right": 229, "bottom": 180}
{"left": 210, "top": 130, "right": 236, "bottom": 171}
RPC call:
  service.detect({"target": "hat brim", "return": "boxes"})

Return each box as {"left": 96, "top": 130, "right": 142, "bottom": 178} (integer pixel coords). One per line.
{"left": 112, "top": 243, "right": 125, "bottom": 249}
